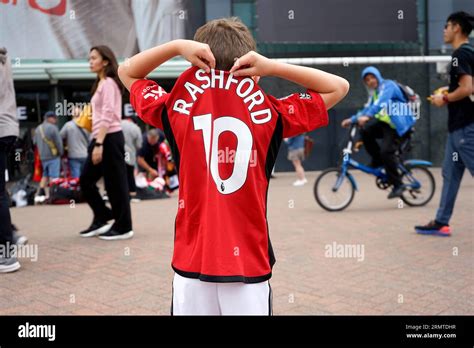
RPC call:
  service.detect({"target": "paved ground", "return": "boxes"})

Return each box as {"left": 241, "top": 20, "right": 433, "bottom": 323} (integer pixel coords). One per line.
{"left": 2, "top": 168, "right": 473, "bottom": 315}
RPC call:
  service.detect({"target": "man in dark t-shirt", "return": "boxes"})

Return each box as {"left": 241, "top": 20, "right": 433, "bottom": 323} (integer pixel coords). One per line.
{"left": 416, "top": 11, "right": 474, "bottom": 236}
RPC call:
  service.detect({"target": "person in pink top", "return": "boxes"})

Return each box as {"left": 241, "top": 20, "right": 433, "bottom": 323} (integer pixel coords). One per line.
{"left": 79, "top": 45, "right": 133, "bottom": 240}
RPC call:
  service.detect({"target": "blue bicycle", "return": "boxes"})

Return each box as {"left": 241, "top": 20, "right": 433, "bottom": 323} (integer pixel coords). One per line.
{"left": 314, "top": 124, "right": 435, "bottom": 211}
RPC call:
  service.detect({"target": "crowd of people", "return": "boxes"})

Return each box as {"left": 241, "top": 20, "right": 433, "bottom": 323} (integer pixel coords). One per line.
{"left": 30, "top": 111, "right": 175, "bottom": 206}
{"left": 0, "top": 11, "right": 472, "bottom": 317}
{"left": 30, "top": 108, "right": 175, "bottom": 205}
{"left": 1, "top": 44, "right": 179, "bottom": 271}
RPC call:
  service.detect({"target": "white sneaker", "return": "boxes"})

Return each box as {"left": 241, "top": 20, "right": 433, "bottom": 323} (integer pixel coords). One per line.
{"left": 34, "top": 195, "right": 46, "bottom": 204}
{"left": 13, "top": 233, "right": 28, "bottom": 246}
{"left": 98, "top": 230, "right": 134, "bottom": 241}
{"left": 0, "top": 256, "right": 21, "bottom": 273}
{"left": 292, "top": 178, "right": 308, "bottom": 187}
{"left": 80, "top": 222, "right": 112, "bottom": 238}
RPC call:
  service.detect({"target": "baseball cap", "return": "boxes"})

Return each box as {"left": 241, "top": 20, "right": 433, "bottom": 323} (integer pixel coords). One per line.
{"left": 44, "top": 111, "right": 57, "bottom": 119}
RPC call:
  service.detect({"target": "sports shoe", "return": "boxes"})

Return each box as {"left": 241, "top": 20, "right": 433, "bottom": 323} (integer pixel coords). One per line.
{"left": 12, "top": 232, "right": 28, "bottom": 246}
{"left": 80, "top": 221, "right": 112, "bottom": 238}
{"left": 11, "top": 225, "right": 28, "bottom": 246}
{"left": 34, "top": 188, "right": 47, "bottom": 204}
{"left": 415, "top": 220, "right": 451, "bottom": 237}
{"left": 34, "top": 194, "right": 46, "bottom": 204}
{"left": 387, "top": 185, "right": 406, "bottom": 199}
{"left": 292, "top": 178, "right": 308, "bottom": 187}
{"left": 0, "top": 255, "right": 21, "bottom": 273}
{"left": 98, "top": 229, "right": 134, "bottom": 241}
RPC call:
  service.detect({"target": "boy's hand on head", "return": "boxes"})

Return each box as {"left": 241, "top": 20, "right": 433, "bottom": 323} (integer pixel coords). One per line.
{"left": 179, "top": 40, "right": 216, "bottom": 73}
{"left": 230, "top": 51, "right": 274, "bottom": 77}
{"left": 118, "top": 39, "right": 217, "bottom": 91}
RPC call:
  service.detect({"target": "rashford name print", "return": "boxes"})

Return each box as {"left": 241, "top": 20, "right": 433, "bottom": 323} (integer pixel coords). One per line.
{"left": 173, "top": 68, "right": 272, "bottom": 125}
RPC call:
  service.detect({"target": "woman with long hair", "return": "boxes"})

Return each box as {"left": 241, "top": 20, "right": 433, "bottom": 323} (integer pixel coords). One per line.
{"left": 79, "top": 45, "right": 133, "bottom": 240}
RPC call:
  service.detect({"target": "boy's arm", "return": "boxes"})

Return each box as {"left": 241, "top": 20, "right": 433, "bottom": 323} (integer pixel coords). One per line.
{"left": 118, "top": 39, "right": 216, "bottom": 91}
{"left": 271, "top": 61, "right": 350, "bottom": 110}
{"left": 230, "top": 51, "right": 349, "bottom": 109}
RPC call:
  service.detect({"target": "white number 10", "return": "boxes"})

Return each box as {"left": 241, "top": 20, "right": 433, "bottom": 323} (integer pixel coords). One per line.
{"left": 193, "top": 114, "right": 253, "bottom": 194}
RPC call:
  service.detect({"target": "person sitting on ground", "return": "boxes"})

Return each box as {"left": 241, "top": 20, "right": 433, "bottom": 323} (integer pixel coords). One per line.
{"left": 137, "top": 128, "right": 164, "bottom": 180}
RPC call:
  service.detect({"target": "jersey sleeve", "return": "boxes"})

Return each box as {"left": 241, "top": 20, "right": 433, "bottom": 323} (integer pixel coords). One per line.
{"left": 268, "top": 90, "right": 329, "bottom": 138}
{"left": 130, "top": 79, "right": 169, "bottom": 130}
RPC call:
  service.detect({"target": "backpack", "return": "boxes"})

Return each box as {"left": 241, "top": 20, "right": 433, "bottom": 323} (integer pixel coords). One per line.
{"left": 396, "top": 82, "right": 420, "bottom": 105}
{"left": 48, "top": 178, "right": 84, "bottom": 205}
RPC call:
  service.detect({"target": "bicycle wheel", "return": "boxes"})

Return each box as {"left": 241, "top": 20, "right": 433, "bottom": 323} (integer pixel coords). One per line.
{"left": 314, "top": 168, "right": 355, "bottom": 212}
{"left": 401, "top": 166, "right": 435, "bottom": 206}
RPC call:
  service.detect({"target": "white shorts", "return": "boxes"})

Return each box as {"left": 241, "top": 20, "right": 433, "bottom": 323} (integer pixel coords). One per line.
{"left": 171, "top": 273, "right": 273, "bottom": 315}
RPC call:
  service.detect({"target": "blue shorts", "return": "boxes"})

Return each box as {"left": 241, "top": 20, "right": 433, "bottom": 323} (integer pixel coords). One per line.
{"left": 41, "top": 158, "right": 60, "bottom": 179}
{"left": 69, "top": 158, "right": 86, "bottom": 179}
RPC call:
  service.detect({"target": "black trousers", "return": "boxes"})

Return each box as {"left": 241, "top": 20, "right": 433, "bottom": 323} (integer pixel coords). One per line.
{"left": 80, "top": 131, "right": 132, "bottom": 233}
{"left": 126, "top": 164, "right": 136, "bottom": 194}
{"left": 0, "top": 136, "right": 16, "bottom": 246}
{"left": 360, "top": 119, "right": 403, "bottom": 187}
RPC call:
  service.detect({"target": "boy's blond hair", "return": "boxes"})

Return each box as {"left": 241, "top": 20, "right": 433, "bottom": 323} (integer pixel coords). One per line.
{"left": 194, "top": 17, "right": 256, "bottom": 71}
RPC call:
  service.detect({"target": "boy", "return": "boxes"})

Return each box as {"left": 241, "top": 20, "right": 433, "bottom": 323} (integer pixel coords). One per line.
{"left": 118, "top": 17, "right": 349, "bottom": 315}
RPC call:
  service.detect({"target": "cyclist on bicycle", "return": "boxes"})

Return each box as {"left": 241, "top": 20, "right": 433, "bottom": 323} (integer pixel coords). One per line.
{"left": 341, "top": 66, "right": 416, "bottom": 199}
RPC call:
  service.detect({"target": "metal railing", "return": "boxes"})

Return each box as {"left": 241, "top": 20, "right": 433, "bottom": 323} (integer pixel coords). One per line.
{"left": 12, "top": 55, "right": 451, "bottom": 81}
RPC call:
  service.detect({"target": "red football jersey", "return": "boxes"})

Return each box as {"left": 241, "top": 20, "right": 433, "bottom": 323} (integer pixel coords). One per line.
{"left": 130, "top": 66, "right": 328, "bottom": 283}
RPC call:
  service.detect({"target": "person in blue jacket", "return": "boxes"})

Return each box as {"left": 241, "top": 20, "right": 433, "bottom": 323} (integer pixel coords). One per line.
{"left": 341, "top": 66, "right": 416, "bottom": 199}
